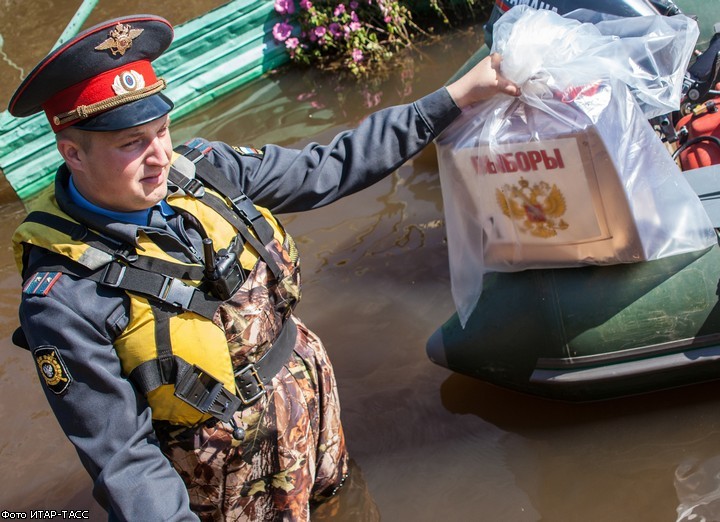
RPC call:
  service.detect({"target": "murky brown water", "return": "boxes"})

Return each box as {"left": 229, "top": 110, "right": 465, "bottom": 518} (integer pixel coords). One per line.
{"left": 4, "top": 2, "right": 720, "bottom": 521}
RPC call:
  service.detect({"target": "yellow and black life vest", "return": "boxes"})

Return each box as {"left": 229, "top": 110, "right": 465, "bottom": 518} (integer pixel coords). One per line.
{"left": 13, "top": 142, "right": 301, "bottom": 427}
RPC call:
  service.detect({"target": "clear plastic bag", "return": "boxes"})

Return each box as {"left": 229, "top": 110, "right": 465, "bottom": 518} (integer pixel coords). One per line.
{"left": 436, "top": 6, "right": 716, "bottom": 326}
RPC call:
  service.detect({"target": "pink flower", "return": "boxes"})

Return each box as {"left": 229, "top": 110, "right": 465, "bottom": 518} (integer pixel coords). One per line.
{"left": 285, "top": 37, "right": 299, "bottom": 49}
{"left": 334, "top": 4, "right": 346, "bottom": 17}
{"left": 362, "top": 89, "right": 382, "bottom": 108}
{"left": 274, "top": 0, "right": 295, "bottom": 15}
{"left": 300, "top": 0, "right": 312, "bottom": 8}
{"left": 351, "top": 48, "right": 363, "bottom": 62}
{"left": 313, "top": 26, "right": 327, "bottom": 39}
{"left": 348, "top": 21, "right": 361, "bottom": 32}
{"left": 272, "top": 22, "right": 293, "bottom": 42}
{"left": 329, "top": 23, "right": 343, "bottom": 39}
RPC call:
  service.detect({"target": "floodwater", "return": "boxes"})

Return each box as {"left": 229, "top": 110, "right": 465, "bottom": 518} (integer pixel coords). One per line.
{"left": 3, "top": 1, "right": 720, "bottom": 521}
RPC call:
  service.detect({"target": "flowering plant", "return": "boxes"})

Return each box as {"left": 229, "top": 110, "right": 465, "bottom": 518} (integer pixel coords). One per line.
{"left": 272, "top": 0, "right": 420, "bottom": 78}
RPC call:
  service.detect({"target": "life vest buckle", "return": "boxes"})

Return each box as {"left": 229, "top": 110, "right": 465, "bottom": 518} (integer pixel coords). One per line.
{"left": 159, "top": 276, "right": 195, "bottom": 310}
{"left": 230, "top": 193, "right": 249, "bottom": 211}
{"left": 234, "top": 363, "right": 266, "bottom": 405}
{"left": 114, "top": 247, "right": 138, "bottom": 263}
{"left": 101, "top": 262, "right": 127, "bottom": 287}
{"left": 174, "top": 364, "right": 242, "bottom": 423}
{"left": 182, "top": 177, "right": 205, "bottom": 198}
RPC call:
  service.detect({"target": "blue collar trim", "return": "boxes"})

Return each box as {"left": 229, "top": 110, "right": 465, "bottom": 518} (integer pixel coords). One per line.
{"left": 68, "top": 176, "right": 174, "bottom": 226}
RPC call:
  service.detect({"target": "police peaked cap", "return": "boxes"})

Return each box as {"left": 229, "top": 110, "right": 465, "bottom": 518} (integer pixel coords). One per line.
{"left": 8, "top": 14, "right": 174, "bottom": 132}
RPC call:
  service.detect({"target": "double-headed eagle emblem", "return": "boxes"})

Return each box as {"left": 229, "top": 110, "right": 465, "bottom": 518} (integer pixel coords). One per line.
{"left": 496, "top": 177, "right": 568, "bottom": 238}
{"left": 95, "top": 23, "right": 144, "bottom": 56}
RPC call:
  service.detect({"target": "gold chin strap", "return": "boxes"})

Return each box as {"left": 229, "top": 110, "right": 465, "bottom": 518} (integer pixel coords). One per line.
{"left": 52, "top": 78, "right": 167, "bottom": 127}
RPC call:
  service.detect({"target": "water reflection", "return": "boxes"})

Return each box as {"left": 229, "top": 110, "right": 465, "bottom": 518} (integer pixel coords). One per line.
{"left": 311, "top": 460, "right": 380, "bottom": 521}
{"left": 676, "top": 456, "right": 720, "bottom": 522}
{"left": 443, "top": 374, "right": 720, "bottom": 521}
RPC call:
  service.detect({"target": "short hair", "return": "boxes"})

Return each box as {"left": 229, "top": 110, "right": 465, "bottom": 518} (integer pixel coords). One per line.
{"left": 55, "top": 127, "right": 93, "bottom": 152}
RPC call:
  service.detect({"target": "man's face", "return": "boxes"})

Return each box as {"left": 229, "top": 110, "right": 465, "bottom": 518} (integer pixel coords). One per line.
{"left": 60, "top": 115, "right": 173, "bottom": 212}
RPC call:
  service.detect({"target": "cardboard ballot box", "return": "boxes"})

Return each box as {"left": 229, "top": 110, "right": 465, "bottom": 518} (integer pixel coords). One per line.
{"left": 450, "top": 128, "right": 645, "bottom": 269}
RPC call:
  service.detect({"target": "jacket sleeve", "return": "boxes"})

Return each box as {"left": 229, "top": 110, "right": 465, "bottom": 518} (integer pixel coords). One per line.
{"left": 204, "top": 87, "right": 461, "bottom": 214}
{"left": 20, "top": 271, "right": 198, "bottom": 522}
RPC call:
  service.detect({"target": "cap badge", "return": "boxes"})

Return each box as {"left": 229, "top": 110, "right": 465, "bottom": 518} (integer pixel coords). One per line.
{"left": 95, "top": 23, "right": 144, "bottom": 56}
{"left": 112, "top": 70, "right": 146, "bottom": 95}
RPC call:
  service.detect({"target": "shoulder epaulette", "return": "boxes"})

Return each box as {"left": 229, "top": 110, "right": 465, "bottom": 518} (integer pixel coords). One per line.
{"left": 232, "top": 145, "right": 264, "bottom": 159}
{"left": 23, "top": 272, "right": 62, "bottom": 296}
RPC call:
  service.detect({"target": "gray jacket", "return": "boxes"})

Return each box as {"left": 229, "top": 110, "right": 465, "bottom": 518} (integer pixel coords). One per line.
{"left": 17, "top": 88, "right": 461, "bottom": 521}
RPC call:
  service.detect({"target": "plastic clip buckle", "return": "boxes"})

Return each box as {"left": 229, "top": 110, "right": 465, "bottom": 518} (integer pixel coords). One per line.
{"left": 159, "top": 277, "right": 195, "bottom": 310}
{"left": 230, "top": 194, "right": 253, "bottom": 222}
{"left": 101, "top": 263, "right": 126, "bottom": 288}
{"left": 180, "top": 177, "right": 205, "bottom": 198}
{"left": 174, "top": 365, "right": 241, "bottom": 423}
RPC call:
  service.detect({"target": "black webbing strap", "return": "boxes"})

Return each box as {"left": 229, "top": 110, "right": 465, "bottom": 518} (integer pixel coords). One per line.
{"left": 175, "top": 144, "right": 277, "bottom": 245}
{"left": 169, "top": 144, "right": 284, "bottom": 280}
{"left": 126, "top": 256, "right": 206, "bottom": 282}
{"left": 22, "top": 211, "right": 206, "bottom": 281}
{"left": 24, "top": 211, "right": 124, "bottom": 256}
{"left": 152, "top": 307, "right": 175, "bottom": 384}
{"left": 234, "top": 319, "right": 297, "bottom": 405}
{"left": 128, "top": 318, "right": 298, "bottom": 422}
{"left": 95, "top": 261, "right": 221, "bottom": 320}
{"left": 196, "top": 191, "right": 283, "bottom": 279}
{"left": 167, "top": 164, "right": 205, "bottom": 198}
{"left": 23, "top": 256, "right": 221, "bottom": 321}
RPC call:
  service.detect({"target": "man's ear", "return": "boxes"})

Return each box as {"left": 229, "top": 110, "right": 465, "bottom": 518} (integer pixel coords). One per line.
{"left": 56, "top": 138, "right": 84, "bottom": 173}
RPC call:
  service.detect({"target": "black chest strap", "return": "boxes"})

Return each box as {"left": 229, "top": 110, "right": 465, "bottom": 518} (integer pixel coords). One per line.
{"left": 170, "top": 142, "right": 283, "bottom": 280}
{"left": 97, "top": 261, "right": 221, "bottom": 319}
{"left": 175, "top": 141, "right": 276, "bottom": 244}
{"left": 24, "top": 255, "right": 222, "bottom": 321}
{"left": 21, "top": 212, "right": 220, "bottom": 319}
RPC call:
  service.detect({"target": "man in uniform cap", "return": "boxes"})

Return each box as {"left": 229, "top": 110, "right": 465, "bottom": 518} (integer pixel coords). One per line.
{"left": 8, "top": 13, "right": 519, "bottom": 521}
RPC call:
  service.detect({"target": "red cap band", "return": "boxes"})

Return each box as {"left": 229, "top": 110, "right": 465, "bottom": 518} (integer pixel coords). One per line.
{"left": 42, "top": 59, "right": 158, "bottom": 132}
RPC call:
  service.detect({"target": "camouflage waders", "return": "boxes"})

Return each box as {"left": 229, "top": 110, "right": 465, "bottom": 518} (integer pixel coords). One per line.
{"left": 155, "top": 232, "right": 349, "bottom": 521}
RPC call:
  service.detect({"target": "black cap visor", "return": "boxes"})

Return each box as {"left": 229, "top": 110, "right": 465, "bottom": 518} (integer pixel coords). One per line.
{"left": 71, "top": 92, "right": 174, "bottom": 132}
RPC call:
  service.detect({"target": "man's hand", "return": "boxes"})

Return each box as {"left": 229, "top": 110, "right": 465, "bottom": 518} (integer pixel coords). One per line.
{"left": 446, "top": 53, "right": 520, "bottom": 109}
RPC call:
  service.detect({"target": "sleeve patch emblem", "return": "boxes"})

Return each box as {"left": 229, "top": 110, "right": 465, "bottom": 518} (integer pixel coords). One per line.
{"left": 34, "top": 346, "right": 73, "bottom": 395}
{"left": 23, "top": 272, "right": 62, "bottom": 296}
